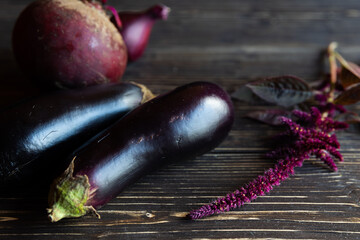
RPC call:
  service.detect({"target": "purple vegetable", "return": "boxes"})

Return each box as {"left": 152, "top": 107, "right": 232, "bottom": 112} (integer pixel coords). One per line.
{"left": 0, "top": 82, "right": 153, "bottom": 183}
{"left": 112, "top": 4, "right": 170, "bottom": 62}
{"left": 12, "top": 0, "right": 128, "bottom": 89}
{"left": 47, "top": 81, "right": 234, "bottom": 222}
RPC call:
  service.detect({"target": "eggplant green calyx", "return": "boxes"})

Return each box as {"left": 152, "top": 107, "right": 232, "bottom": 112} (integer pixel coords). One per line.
{"left": 47, "top": 158, "right": 99, "bottom": 222}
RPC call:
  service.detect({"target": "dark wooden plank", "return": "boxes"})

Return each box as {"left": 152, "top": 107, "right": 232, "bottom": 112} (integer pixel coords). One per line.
{"left": 1, "top": 151, "right": 360, "bottom": 239}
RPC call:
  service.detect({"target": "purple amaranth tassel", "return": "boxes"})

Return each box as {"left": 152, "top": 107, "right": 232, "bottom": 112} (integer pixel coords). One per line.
{"left": 313, "top": 149, "right": 338, "bottom": 171}
{"left": 188, "top": 155, "right": 305, "bottom": 220}
{"left": 293, "top": 107, "right": 347, "bottom": 132}
{"left": 280, "top": 117, "right": 340, "bottom": 148}
{"left": 318, "top": 102, "right": 347, "bottom": 117}
{"left": 188, "top": 107, "right": 348, "bottom": 220}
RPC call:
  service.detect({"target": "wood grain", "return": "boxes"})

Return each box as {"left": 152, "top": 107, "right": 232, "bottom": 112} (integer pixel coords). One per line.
{"left": 1, "top": 0, "right": 360, "bottom": 239}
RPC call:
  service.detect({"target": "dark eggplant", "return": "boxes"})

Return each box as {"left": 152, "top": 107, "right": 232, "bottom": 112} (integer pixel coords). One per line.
{"left": 47, "top": 81, "right": 234, "bottom": 222}
{"left": 0, "top": 82, "right": 153, "bottom": 183}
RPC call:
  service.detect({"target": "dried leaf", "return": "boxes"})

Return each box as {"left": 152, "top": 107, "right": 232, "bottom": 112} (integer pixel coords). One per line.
{"left": 335, "top": 52, "right": 360, "bottom": 88}
{"left": 246, "top": 109, "right": 291, "bottom": 126}
{"left": 246, "top": 75, "right": 313, "bottom": 107}
{"left": 340, "top": 62, "right": 360, "bottom": 88}
{"left": 334, "top": 83, "right": 360, "bottom": 105}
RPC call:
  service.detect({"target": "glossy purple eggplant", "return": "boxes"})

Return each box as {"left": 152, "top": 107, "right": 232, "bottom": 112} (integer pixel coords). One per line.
{"left": 0, "top": 82, "right": 153, "bottom": 183}
{"left": 47, "top": 81, "right": 234, "bottom": 222}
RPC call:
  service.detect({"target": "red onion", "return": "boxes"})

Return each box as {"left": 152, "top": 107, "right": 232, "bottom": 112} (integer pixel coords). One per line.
{"left": 12, "top": 0, "right": 128, "bottom": 88}
{"left": 112, "top": 4, "right": 170, "bottom": 62}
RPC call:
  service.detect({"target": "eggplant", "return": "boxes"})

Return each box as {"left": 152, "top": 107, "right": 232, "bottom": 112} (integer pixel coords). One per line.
{"left": 47, "top": 81, "right": 234, "bottom": 222}
{"left": 0, "top": 82, "right": 153, "bottom": 183}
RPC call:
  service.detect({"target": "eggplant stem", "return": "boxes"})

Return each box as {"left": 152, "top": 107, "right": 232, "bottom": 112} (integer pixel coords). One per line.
{"left": 131, "top": 82, "right": 157, "bottom": 103}
{"left": 47, "top": 158, "right": 98, "bottom": 222}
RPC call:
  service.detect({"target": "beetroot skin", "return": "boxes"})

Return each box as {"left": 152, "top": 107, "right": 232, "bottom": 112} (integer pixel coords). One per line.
{"left": 12, "top": 0, "right": 128, "bottom": 88}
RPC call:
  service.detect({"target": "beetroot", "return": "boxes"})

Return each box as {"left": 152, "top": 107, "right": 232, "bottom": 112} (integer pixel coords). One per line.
{"left": 12, "top": 0, "right": 127, "bottom": 88}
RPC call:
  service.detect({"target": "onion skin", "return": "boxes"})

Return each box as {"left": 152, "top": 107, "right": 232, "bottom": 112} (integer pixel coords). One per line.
{"left": 0, "top": 82, "right": 153, "bottom": 184}
{"left": 12, "top": 0, "right": 127, "bottom": 88}
{"left": 114, "top": 4, "right": 170, "bottom": 62}
{"left": 48, "top": 81, "right": 234, "bottom": 222}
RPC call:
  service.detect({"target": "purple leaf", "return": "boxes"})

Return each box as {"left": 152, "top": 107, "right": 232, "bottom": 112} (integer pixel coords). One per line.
{"left": 246, "top": 75, "right": 313, "bottom": 107}
{"left": 246, "top": 110, "right": 291, "bottom": 126}
{"left": 231, "top": 85, "right": 256, "bottom": 102}
{"left": 231, "top": 84, "right": 269, "bottom": 104}
{"left": 335, "top": 111, "right": 360, "bottom": 124}
{"left": 334, "top": 83, "right": 360, "bottom": 105}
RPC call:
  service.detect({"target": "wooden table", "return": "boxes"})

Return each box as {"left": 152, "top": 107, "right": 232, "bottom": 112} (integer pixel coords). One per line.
{"left": 1, "top": 0, "right": 360, "bottom": 239}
